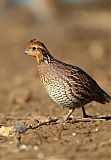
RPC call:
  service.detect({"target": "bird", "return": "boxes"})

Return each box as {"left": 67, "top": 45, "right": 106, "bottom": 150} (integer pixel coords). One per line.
{"left": 24, "top": 39, "right": 111, "bottom": 120}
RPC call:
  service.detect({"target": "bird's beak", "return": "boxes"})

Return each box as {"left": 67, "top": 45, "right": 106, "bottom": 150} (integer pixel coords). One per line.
{"left": 24, "top": 48, "right": 29, "bottom": 54}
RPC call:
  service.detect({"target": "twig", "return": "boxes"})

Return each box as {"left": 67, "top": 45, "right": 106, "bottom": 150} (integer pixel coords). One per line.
{"left": 14, "top": 118, "right": 58, "bottom": 133}
{"left": 27, "top": 118, "right": 58, "bottom": 130}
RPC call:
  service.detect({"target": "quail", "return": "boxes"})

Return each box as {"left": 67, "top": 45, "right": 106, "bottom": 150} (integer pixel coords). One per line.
{"left": 24, "top": 39, "right": 111, "bottom": 120}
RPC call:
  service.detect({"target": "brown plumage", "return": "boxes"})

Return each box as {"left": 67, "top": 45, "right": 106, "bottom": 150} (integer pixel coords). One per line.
{"left": 24, "top": 39, "right": 111, "bottom": 120}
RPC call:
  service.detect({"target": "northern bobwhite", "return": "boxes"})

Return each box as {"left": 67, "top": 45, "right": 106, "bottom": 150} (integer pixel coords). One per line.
{"left": 24, "top": 39, "right": 111, "bottom": 120}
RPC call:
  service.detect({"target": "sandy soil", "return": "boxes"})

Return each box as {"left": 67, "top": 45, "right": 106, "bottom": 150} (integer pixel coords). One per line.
{"left": 0, "top": 3, "right": 111, "bottom": 160}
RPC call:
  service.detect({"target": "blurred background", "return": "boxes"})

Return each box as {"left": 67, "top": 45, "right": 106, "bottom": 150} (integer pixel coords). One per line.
{"left": 0, "top": 0, "right": 110, "bottom": 114}
{"left": 0, "top": 1, "right": 111, "bottom": 160}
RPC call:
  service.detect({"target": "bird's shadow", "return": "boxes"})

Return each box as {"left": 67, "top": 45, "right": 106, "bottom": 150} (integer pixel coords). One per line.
{"left": 92, "top": 115, "right": 111, "bottom": 121}
{"left": 67, "top": 115, "right": 111, "bottom": 123}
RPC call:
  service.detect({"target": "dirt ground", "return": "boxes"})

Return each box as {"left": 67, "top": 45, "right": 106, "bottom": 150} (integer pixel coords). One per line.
{"left": 0, "top": 2, "right": 111, "bottom": 160}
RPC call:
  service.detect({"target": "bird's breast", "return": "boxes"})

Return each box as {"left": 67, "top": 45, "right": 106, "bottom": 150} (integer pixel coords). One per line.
{"left": 37, "top": 63, "right": 83, "bottom": 108}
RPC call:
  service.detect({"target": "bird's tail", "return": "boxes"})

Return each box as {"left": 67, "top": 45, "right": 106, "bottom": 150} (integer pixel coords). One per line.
{"left": 95, "top": 87, "right": 111, "bottom": 104}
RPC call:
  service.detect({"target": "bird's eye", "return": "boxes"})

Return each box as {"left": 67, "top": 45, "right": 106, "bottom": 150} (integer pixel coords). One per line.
{"left": 32, "top": 47, "right": 37, "bottom": 50}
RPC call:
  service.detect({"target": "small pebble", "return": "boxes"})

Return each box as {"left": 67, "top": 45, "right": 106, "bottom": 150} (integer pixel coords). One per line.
{"left": 37, "top": 153, "right": 44, "bottom": 159}
{"left": 53, "top": 137, "right": 58, "bottom": 141}
{"left": 72, "top": 132, "right": 76, "bottom": 136}
{"left": 33, "top": 145, "right": 38, "bottom": 151}
{"left": 15, "top": 123, "right": 27, "bottom": 133}
{"left": 95, "top": 128, "right": 99, "bottom": 132}
{"left": 9, "top": 141, "right": 13, "bottom": 144}
{"left": 20, "top": 144, "right": 31, "bottom": 151}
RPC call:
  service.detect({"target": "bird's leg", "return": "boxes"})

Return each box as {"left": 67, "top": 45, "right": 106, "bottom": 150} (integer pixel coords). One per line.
{"left": 82, "top": 106, "right": 92, "bottom": 118}
{"left": 65, "top": 109, "right": 75, "bottom": 121}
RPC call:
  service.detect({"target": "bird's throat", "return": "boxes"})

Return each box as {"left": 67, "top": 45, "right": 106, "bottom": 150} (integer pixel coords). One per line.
{"left": 36, "top": 52, "right": 44, "bottom": 65}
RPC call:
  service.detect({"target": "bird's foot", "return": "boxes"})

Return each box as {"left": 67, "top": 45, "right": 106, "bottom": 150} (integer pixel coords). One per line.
{"left": 83, "top": 114, "right": 93, "bottom": 119}
{"left": 63, "top": 115, "right": 74, "bottom": 124}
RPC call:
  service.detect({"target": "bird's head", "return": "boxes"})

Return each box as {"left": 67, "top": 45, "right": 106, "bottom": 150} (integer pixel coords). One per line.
{"left": 24, "top": 39, "right": 52, "bottom": 64}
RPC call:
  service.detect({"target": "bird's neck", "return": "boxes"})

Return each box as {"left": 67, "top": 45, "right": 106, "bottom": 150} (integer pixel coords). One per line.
{"left": 36, "top": 51, "right": 54, "bottom": 65}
